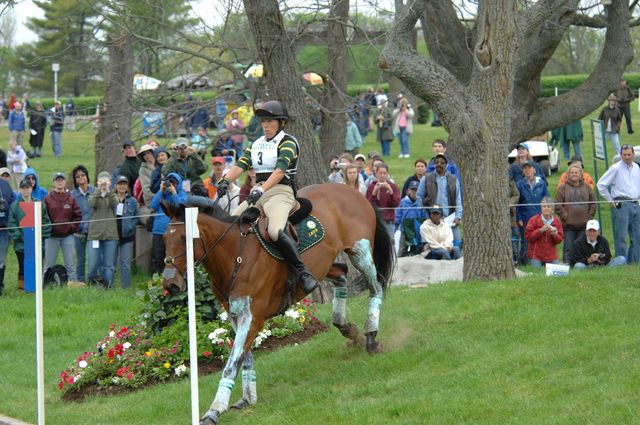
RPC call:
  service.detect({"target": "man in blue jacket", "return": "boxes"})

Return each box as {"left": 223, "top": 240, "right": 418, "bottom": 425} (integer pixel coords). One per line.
{"left": 8, "top": 102, "right": 26, "bottom": 146}
{"left": 515, "top": 161, "right": 550, "bottom": 265}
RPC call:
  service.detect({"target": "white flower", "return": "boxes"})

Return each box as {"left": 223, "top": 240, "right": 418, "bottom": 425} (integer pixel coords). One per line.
{"left": 208, "top": 328, "right": 227, "bottom": 344}
{"left": 109, "top": 331, "right": 116, "bottom": 338}
{"left": 123, "top": 342, "right": 131, "bottom": 350}
{"left": 112, "top": 377, "right": 120, "bottom": 384}
{"left": 219, "top": 311, "right": 228, "bottom": 322}
{"left": 285, "top": 309, "right": 300, "bottom": 320}
{"left": 78, "top": 360, "right": 88, "bottom": 369}
{"left": 174, "top": 364, "right": 188, "bottom": 377}
{"left": 253, "top": 329, "right": 272, "bottom": 348}
{"left": 74, "top": 374, "right": 82, "bottom": 382}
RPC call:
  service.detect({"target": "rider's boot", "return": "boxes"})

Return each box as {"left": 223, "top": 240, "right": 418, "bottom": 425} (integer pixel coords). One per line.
{"left": 275, "top": 230, "right": 319, "bottom": 294}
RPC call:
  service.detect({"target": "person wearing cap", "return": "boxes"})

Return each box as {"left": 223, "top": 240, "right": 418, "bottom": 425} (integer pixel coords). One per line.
{"left": 344, "top": 112, "right": 363, "bottom": 156}
{"left": 0, "top": 172, "right": 15, "bottom": 295}
{"left": 114, "top": 175, "right": 139, "bottom": 288}
{"left": 524, "top": 196, "right": 564, "bottom": 268}
{"left": 162, "top": 137, "right": 208, "bottom": 197}
{"left": 86, "top": 171, "right": 119, "bottom": 288}
{"left": 557, "top": 155, "right": 594, "bottom": 189}
{"left": 374, "top": 99, "right": 394, "bottom": 157}
{"left": 149, "top": 147, "right": 171, "bottom": 195}
{"left": 43, "top": 172, "right": 81, "bottom": 284}
{"left": 596, "top": 144, "right": 640, "bottom": 263}
{"left": 150, "top": 172, "right": 188, "bottom": 279}
{"left": 401, "top": 158, "right": 427, "bottom": 197}
{"left": 616, "top": 79, "right": 634, "bottom": 135}
{"left": 216, "top": 100, "right": 320, "bottom": 294}
{"left": 395, "top": 179, "right": 427, "bottom": 256}
{"left": 8, "top": 178, "right": 51, "bottom": 291}
{"left": 23, "top": 167, "right": 48, "bottom": 201}
{"left": 7, "top": 139, "right": 27, "bottom": 190}
{"left": 417, "top": 153, "right": 463, "bottom": 242}
{"left": 353, "top": 153, "right": 368, "bottom": 183}
{"left": 203, "top": 156, "right": 227, "bottom": 199}
{"left": 28, "top": 101, "right": 47, "bottom": 158}
{"left": 366, "top": 163, "right": 400, "bottom": 238}
{"left": 49, "top": 100, "right": 64, "bottom": 157}
{"left": 137, "top": 144, "right": 156, "bottom": 211}
{"left": 70, "top": 165, "right": 95, "bottom": 283}
{"left": 0, "top": 167, "right": 12, "bottom": 186}
{"left": 426, "top": 139, "right": 460, "bottom": 182}
{"left": 515, "top": 160, "right": 549, "bottom": 265}
{"left": 119, "top": 140, "right": 141, "bottom": 193}
{"left": 571, "top": 220, "right": 626, "bottom": 269}
{"left": 598, "top": 93, "right": 623, "bottom": 154}
{"left": 555, "top": 163, "right": 596, "bottom": 264}
{"left": 508, "top": 142, "right": 546, "bottom": 184}
{"left": 420, "top": 205, "right": 461, "bottom": 260}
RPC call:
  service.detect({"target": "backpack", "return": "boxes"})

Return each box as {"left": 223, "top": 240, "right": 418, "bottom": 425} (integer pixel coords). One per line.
{"left": 44, "top": 265, "right": 68, "bottom": 287}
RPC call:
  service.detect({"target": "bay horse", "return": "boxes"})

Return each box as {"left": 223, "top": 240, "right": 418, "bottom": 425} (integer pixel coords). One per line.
{"left": 160, "top": 183, "right": 395, "bottom": 425}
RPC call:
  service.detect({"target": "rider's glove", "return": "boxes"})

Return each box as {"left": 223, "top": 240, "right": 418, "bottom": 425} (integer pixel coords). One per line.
{"left": 246, "top": 187, "right": 265, "bottom": 205}
{"left": 216, "top": 178, "right": 230, "bottom": 198}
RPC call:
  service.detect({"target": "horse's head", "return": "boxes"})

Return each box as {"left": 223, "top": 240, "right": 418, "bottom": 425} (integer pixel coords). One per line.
{"left": 160, "top": 202, "right": 189, "bottom": 295}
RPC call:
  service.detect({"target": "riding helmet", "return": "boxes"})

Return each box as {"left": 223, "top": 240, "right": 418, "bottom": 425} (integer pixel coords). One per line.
{"left": 254, "top": 100, "right": 289, "bottom": 121}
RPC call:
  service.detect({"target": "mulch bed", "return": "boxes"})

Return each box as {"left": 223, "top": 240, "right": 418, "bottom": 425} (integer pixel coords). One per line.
{"left": 62, "top": 320, "right": 329, "bottom": 402}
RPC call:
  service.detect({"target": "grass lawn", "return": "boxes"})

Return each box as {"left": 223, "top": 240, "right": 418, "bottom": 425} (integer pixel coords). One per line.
{"left": 1, "top": 268, "right": 640, "bottom": 424}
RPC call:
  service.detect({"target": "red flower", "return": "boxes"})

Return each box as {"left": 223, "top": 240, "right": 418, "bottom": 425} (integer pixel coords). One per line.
{"left": 126, "top": 372, "right": 134, "bottom": 380}
{"left": 58, "top": 381, "right": 64, "bottom": 390}
{"left": 65, "top": 376, "right": 74, "bottom": 385}
{"left": 117, "top": 366, "right": 130, "bottom": 377}
{"left": 202, "top": 351, "right": 211, "bottom": 358}
{"left": 107, "top": 349, "right": 115, "bottom": 359}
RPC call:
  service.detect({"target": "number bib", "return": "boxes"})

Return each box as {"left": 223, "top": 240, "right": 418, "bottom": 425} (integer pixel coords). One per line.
{"left": 251, "top": 139, "right": 279, "bottom": 173}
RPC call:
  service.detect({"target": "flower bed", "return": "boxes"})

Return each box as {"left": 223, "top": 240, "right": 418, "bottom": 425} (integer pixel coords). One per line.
{"left": 59, "top": 271, "right": 323, "bottom": 399}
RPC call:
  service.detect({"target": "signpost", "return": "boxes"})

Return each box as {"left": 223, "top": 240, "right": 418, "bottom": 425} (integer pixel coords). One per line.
{"left": 52, "top": 63, "right": 59, "bottom": 102}
{"left": 590, "top": 119, "right": 608, "bottom": 230}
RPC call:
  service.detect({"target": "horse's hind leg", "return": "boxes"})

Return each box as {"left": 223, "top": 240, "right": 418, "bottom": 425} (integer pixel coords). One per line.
{"left": 230, "top": 351, "right": 257, "bottom": 409}
{"left": 200, "top": 296, "right": 253, "bottom": 425}
{"left": 329, "top": 268, "right": 363, "bottom": 345}
{"left": 348, "top": 239, "right": 384, "bottom": 354}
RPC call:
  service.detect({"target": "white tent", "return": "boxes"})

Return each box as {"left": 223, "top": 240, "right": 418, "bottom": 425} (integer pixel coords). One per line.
{"left": 133, "top": 74, "right": 162, "bottom": 91}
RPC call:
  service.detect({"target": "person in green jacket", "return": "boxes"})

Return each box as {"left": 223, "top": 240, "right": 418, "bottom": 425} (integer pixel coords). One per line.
{"left": 8, "top": 178, "right": 51, "bottom": 291}
{"left": 161, "top": 138, "right": 208, "bottom": 197}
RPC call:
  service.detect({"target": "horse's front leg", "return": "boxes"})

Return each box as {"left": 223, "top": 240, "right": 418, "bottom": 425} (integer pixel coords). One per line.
{"left": 200, "top": 296, "right": 253, "bottom": 425}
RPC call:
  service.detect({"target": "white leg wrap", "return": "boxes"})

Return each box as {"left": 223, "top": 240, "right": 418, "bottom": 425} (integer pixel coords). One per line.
{"left": 210, "top": 377, "right": 235, "bottom": 413}
{"left": 242, "top": 370, "right": 258, "bottom": 404}
{"left": 332, "top": 287, "right": 347, "bottom": 326}
{"left": 364, "top": 296, "right": 382, "bottom": 334}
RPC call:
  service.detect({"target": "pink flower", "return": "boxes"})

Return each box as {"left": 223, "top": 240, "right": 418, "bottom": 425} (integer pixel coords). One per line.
{"left": 117, "top": 367, "right": 130, "bottom": 377}
{"left": 58, "top": 381, "right": 64, "bottom": 390}
{"left": 126, "top": 372, "right": 134, "bottom": 380}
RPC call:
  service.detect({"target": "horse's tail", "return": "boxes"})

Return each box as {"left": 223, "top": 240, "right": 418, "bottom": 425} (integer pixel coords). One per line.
{"left": 373, "top": 206, "right": 396, "bottom": 295}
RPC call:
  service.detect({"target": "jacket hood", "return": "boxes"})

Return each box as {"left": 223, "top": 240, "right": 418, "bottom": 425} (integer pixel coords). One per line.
{"left": 24, "top": 167, "right": 40, "bottom": 189}
{"left": 166, "top": 172, "right": 183, "bottom": 193}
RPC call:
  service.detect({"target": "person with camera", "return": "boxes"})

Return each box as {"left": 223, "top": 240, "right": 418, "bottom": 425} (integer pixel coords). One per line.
{"left": 149, "top": 172, "right": 188, "bottom": 280}
{"left": 392, "top": 99, "right": 414, "bottom": 158}
{"left": 162, "top": 137, "right": 208, "bottom": 197}
{"left": 374, "top": 100, "right": 394, "bottom": 157}
{"left": 524, "top": 196, "right": 564, "bottom": 268}
{"left": 216, "top": 100, "right": 319, "bottom": 294}
{"left": 86, "top": 172, "right": 119, "bottom": 288}
{"left": 366, "top": 163, "right": 400, "bottom": 238}
{"left": 571, "top": 220, "right": 626, "bottom": 269}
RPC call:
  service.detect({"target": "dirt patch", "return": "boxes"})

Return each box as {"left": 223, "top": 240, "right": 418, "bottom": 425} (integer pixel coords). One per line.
{"left": 62, "top": 320, "right": 329, "bottom": 403}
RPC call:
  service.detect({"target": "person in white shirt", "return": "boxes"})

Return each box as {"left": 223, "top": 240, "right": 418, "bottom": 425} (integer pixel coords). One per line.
{"left": 420, "top": 206, "right": 461, "bottom": 260}
{"left": 596, "top": 144, "right": 640, "bottom": 263}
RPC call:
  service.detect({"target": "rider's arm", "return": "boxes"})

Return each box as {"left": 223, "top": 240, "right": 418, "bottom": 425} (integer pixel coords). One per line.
{"left": 260, "top": 169, "right": 285, "bottom": 192}
{"left": 222, "top": 165, "right": 245, "bottom": 184}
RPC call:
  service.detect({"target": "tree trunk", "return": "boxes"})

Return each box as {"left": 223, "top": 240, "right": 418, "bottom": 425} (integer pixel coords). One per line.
{"left": 95, "top": 32, "right": 134, "bottom": 180}
{"left": 243, "top": 0, "right": 325, "bottom": 187}
{"left": 319, "top": 0, "right": 350, "bottom": 163}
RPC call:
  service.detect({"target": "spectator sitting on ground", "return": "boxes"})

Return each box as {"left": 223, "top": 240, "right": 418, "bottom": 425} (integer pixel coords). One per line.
{"left": 557, "top": 155, "right": 595, "bottom": 189}
{"left": 23, "top": 167, "right": 48, "bottom": 201}
{"left": 420, "top": 205, "right": 461, "bottom": 260}
{"left": 395, "top": 180, "right": 427, "bottom": 256}
{"left": 571, "top": 220, "right": 626, "bottom": 269}
{"left": 524, "top": 196, "right": 564, "bottom": 268}
{"left": 554, "top": 163, "right": 596, "bottom": 265}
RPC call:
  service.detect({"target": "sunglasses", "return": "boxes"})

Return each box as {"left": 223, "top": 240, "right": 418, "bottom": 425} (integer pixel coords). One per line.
{"left": 25, "top": 176, "right": 36, "bottom": 180}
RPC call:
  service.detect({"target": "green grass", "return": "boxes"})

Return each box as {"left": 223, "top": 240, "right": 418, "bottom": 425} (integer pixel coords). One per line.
{"left": 1, "top": 268, "right": 640, "bottom": 424}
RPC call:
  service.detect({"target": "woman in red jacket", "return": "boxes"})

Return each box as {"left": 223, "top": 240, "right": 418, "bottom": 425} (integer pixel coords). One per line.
{"left": 525, "top": 196, "right": 564, "bottom": 268}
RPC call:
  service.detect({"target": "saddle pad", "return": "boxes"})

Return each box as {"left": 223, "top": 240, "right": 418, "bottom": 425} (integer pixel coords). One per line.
{"left": 253, "top": 214, "right": 325, "bottom": 261}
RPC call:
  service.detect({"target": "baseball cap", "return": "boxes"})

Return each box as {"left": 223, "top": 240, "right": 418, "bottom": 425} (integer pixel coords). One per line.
{"left": 175, "top": 137, "right": 190, "bottom": 148}
{"left": 586, "top": 220, "right": 600, "bottom": 231}
{"left": 115, "top": 175, "right": 129, "bottom": 184}
{"left": 367, "top": 150, "right": 380, "bottom": 160}
{"left": 52, "top": 172, "right": 66, "bottom": 181}
{"left": 97, "top": 171, "right": 111, "bottom": 181}
{"left": 429, "top": 205, "right": 443, "bottom": 215}
{"left": 19, "top": 179, "right": 32, "bottom": 189}
{"left": 522, "top": 160, "right": 535, "bottom": 168}
{"left": 516, "top": 142, "right": 529, "bottom": 150}
{"left": 122, "top": 140, "right": 134, "bottom": 148}
{"left": 0, "top": 167, "right": 10, "bottom": 176}
{"left": 408, "top": 180, "right": 419, "bottom": 190}
{"left": 354, "top": 154, "right": 366, "bottom": 162}
{"left": 212, "top": 156, "right": 225, "bottom": 165}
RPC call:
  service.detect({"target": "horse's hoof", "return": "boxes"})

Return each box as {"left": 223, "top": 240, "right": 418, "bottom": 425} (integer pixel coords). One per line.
{"left": 345, "top": 333, "right": 366, "bottom": 348}
{"left": 367, "top": 341, "right": 385, "bottom": 355}
{"left": 230, "top": 398, "right": 250, "bottom": 410}
{"left": 199, "top": 410, "right": 220, "bottom": 425}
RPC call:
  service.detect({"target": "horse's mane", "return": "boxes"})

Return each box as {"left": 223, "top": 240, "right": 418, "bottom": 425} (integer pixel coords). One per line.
{"left": 163, "top": 199, "right": 239, "bottom": 224}
{"left": 198, "top": 204, "right": 238, "bottom": 223}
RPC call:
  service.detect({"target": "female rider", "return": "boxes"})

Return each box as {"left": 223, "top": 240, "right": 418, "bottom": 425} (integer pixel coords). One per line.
{"left": 216, "top": 100, "right": 319, "bottom": 294}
